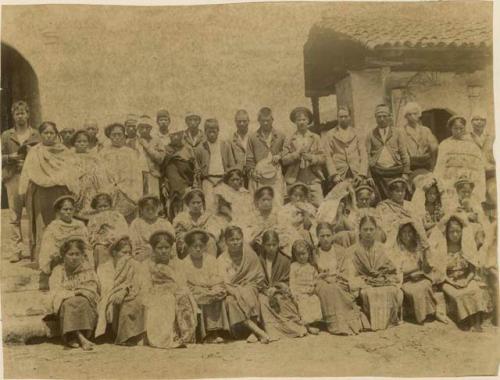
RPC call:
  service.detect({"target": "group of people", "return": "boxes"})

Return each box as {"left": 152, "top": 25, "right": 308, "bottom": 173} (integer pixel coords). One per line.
{"left": 1, "top": 99, "right": 497, "bottom": 351}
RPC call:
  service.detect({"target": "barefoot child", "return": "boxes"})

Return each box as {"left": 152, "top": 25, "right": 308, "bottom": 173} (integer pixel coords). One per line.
{"left": 289, "top": 239, "right": 322, "bottom": 334}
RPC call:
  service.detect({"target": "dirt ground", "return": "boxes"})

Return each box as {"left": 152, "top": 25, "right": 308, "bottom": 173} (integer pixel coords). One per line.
{"left": 2, "top": 215, "right": 499, "bottom": 378}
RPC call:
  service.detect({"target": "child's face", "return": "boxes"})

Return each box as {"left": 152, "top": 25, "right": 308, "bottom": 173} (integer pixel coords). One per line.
{"left": 58, "top": 200, "right": 75, "bottom": 223}
{"left": 356, "top": 190, "right": 372, "bottom": 208}
{"left": 294, "top": 243, "right": 310, "bottom": 264}
{"left": 142, "top": 202, "right": 158, "bottom": 220}
{"left": 290, "top": 188, "right": 306, "bottom": 203}
{"left": 154, "top": 239, "right": 172, "bottom": 264}
{"left": 399, "top": 224, "right": 415, "bottom": 248}
{"left": 318, "top": 228, "right": 334, "bottom": 250}
{"left": 74, "top": 133, "right": 89, "bottom": 153}
{"left": 227, "top": 172, "right": 243, "bottom": 191}
{"left": 95, "top": 197, "right": 111, "bottom": 212}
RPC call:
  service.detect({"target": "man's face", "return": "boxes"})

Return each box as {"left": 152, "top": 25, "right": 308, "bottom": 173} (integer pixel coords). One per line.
{"left": 471, "top": 118, "right": 486, "bottom": 135}
{"left": 170, "top": 131, "right": 184, "bottom": 145}
{"left": 406, "top": 111, "right": 420, "bottom": 125}
{"left": 125, "top": 123, "right": 137, "bottom": 138}
{"left": 235, "top": 114, "right": 249, "bottom": 135}
{"left": 456, "top": 183, "right": 473, "bottom": 201}
{"left": 158, "top": 116, "right": 171, "bottom": 131}
{"left": 258, "top": 115, "right": 273, "bottom": 129}
{"left": 13, "top": 107, "right": 29, "bottom": 127}
{"left": 338, "top": 109, "right": 351, "bottom": 128}
{"left": 450, "top": 121, "right": 466, "bottom": 139}
{"left": 186, "top": 116, "right": 201, "bottom": 129}
{"left": 110, "top": 127, "right": 126, "bottom": 147}
{"left": 85, "top": 124, "right": 98, "bottom": 138}
{"left": 60, "top": 129, "right": 75, "bottom": 145}
{"left": 205, "top": 125, "right": 219, "bottom": 143}
{"left": 294, "top": 113, "right": 309, "bottom": 134}
{"left": 375, "top": 111, "right": 390, "bottom": 128}
{"left": 138, "top": 125, "right": 152, "bottom": 139}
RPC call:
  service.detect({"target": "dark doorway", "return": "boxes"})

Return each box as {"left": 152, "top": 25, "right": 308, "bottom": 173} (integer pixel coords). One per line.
{"left": 421, "top": 108, "right": 453, "bottom": 143}
{"left": 1, "top": 43, "right": 41, "bottom": 208}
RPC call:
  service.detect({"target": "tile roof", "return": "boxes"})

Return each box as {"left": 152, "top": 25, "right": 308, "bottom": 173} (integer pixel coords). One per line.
{"left": 312, "top": 2, "right": 492, "bottom": 50}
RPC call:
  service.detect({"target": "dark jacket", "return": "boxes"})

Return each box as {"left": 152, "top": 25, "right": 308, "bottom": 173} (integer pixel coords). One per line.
{"left": 1, "top": 127, "right": 40, "bottom": 182}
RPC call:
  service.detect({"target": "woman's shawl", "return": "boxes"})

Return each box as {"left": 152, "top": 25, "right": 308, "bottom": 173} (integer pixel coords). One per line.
{"left": 315, "top": 246, "right": 358, "bottom": 289}
{"left": 98, "top": 145, "right": 144, "bottom": 203}
{"left": 39, "top": 219, "right": 93, "bottom": 274}
{"left": 427, "top": 213, "right": 481, "bottom": 280}
{"left": 96, "top": 255, "right": 141, "bottom": 337}
{"left": 350, "top": 241, "right": 400, "bottom": 287}
{"left": 48, "top": 261, "right": 100, "bottom": 313}
{"left": 376, "top": 199, "right": 425, "bottom": 245}
{"left": 19, "top": 143, "right": 80, "bottom": 195}
{"left": 258, "top": 249, "right": 291, "bottom": 289}
{"left": 87, "top": 210, "right": 129, "bottom": 248}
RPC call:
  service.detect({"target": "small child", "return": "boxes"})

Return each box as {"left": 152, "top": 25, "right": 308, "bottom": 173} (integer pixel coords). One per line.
{"left": 289, "top": 239, "right": 323, "bottom": 334}
{"left": 87, "top": 192, "right": 129, "bottom": 268}
{"left": 129, "top": 195, "right": 175, "bottom": 262}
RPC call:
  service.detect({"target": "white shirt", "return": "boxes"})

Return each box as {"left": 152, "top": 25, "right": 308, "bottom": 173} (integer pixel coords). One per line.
{"left": 237, "top": 133, "right": 248, "bottom": 152}
{"left": 208, "top": 140, "right": 225, "bottom": 176}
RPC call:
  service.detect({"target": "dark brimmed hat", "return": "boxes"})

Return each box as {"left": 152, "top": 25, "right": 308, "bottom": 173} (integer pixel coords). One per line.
{"left": 104, "top": 123, "right": 126, "bottom": 138}
{"left": 446, "top": 115, "right": 466, "bottom": 129}
{"left": 90, "top": 192, "right": 113, "bottom": 209}
{"left": 289, "top": 107, "right": 313, "bottom": 124}
{"left": 184, "top": 228, "right": 210, "bottom": 245}
{"left": 157, "top": 109, "right": 170, "bottom": 119}
{"left": 287, "top": 182, "right": 310, "bottom": 196}
{"left": 53, "top": 195, "right": 76, "bottom": 211}
{"left": 149, "top": 229, "right": 175, "bottom": 246}
{"left": 138, "top": 195, "right": 161, "bottom": 208}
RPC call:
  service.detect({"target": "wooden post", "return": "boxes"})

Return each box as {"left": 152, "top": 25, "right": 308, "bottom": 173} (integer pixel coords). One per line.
{"left": 311, "top": 96, "right": 320, "bottom": 129}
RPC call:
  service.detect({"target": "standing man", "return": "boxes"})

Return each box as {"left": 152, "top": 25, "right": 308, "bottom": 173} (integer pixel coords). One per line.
{"left": 1, "top": 101, "right": 40, "bottom": 262}
{"left": 183, "top": 112, "right": 205, "bottom": 149}
{"left": 83, "top": 118, "right": 103, "bottom": 153}
{"left": 194, "top": 118, "right": 233, "bottom": 212}
{"left": 226, "top": 109, "right": 250, "bottom": 187}
{"left": 366, "top": 104, "right": 410, "bottom": 200}
{"left": 59, "top": 127, "right": 75, "bottom": 148}
{"left": 246, "top": 107, "right": 286, "bottom": 205}
{"left": 156, "top": 109, "right": 171, "bottom": 148}
{"left": 125, "top": 113, "right": 140, "bottom": 151}
{"left": 324, "top": 106, "right": 368, "bottom": 187}
{"left": 400, "top": 102, "right": 438, "bottom": 179}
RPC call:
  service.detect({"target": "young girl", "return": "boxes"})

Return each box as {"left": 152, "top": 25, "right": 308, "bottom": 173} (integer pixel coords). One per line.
{"left": 129, "top": 195, "right": 175, "bottom": 262}
{"left": 142, "top": 230, "right": 197, "bottom": 349}
{"left": 39, "top": 196, "right": 93, "bottom": 287}
{"left": 87, "top": 193, "right": 129, "bottom": 268}
{"left": 48, "top": 236, "right": 100, "bottom": 351}
{"left": 289, "top": 239, "right": 322, "bottom": 334}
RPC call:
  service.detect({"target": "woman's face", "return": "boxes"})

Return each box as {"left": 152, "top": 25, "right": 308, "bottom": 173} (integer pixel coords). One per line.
{"left": 153, "top": 239, "right": 172, "bottom": 264}
{"left": 226, "top": 231, "right": 243, "bottom": 254}
{"left": 447, "top": 220, "right": 463, "bottom": 244}
{"left": 58, "top": 200, "right": 75, "bottom": 223}
{"left": 41, "top": 126, "right": 58, "bottom": 146}
{"left": 294, "top": 242, "right": 310, "bottom": 264}
{"left": 399, "top": 224, "right": 416, "bottom": 248}
{"left": 74, "top": 133, "right": 90, "bottom": 153}
{"left": 141, "top": 202, "right": 158, "bottom": 221}
{"left": 359, "top": 220, "right": 376, "bottom": 243}
{"left": 256, "top": 193, "right": 273, "bottom": 213}
{"left": 189, "top": 235, "right": 206, "bottom": 259}
{"left": 95, "top": 198, "right": 111, "bottom": 212}
{"left": 318, "top": 228, "right": 334, "bottom": 250}
{"left": 290, "top": 187, "right": 306, "bottom": 203}
{"left": 356, "top": 190, "right": 372, "bottom": 208}
{"left": 450, "top": 120, "right": 466, "bottom": 139}
{"left": 63, "top": 244, "right": 83, "bottom": 271}
{"left": 263, "top": 238, "right": 279, "bottom": 258}
{"left": 425, "top": 185, "right": 440, "bottom": 204}
{"left": 390, "top": 183, "right": 406, "bottom": 204}
{"left": 188, "top": 195, "right": 204, "bottom": 215}
{"left": 109, "top": 127, "right": 126, "bottom": 147}
{"left": 227, "top": 172, "right": 243, "bottom": 191}
{"left": 294, "top": 113, "right": 309, "bottom": 134}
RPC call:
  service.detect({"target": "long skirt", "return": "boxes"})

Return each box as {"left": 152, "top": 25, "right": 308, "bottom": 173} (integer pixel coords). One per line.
{"left": 359, "top": 285, "right": 403, "bottom": 331}
{"left": 59, "top": 296, "right": 97, "bottom": 337}
{"left": 225, "top": 286, "right": 261, "bottom": 329}
{"left": 26, "top": 182, "right": 71, "bottom": 263}
{"left": 442, "top": 280, "right": 490, "bottom": 323}
{"left": 258, "top": 292, "right": 307, "bottom": 339}
{"left": 197, "top": 300, "right": 230, "bottom": 341}
{"left": 402, "top": 279, "right": 436, "bottom": 324}
{"left": 294, "top": 294, "right": 322, "bottom": 324}
{"left": 145, "top": 292, "right": 197, "bottom": 349}
{"left": 316, "top": 279, "right": 369, "bottom": 335}
{"left": 112, "top": 297, "right": 145, "bottom": 345}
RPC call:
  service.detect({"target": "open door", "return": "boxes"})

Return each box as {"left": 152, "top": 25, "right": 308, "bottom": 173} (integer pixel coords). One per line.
{"left": 421, "top": 108, "right": 454, "bottom": 143}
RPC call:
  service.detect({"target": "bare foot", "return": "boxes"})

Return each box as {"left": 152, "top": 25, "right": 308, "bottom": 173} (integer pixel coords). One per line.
{"left": 435, "top": 312, "right": 449, "bottom": 324}
{"left": 66, "top": 340, "right": 79, "bottom": 349}
{"left": 80, "top": 340, "right": 94, "bottom": 351}
{"left": 307, "top": 326, "right": 320, "bottom": 335}
{"left": 246, "top": 334, "right": 258, "bottom": 343}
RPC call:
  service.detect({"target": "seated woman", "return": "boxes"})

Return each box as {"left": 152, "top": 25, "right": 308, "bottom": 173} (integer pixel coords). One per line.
{"left": 180, "top": 229, "right": 230, "bottom": 343}
{"left": 96, "top": 236, "right": 145, "bottom": 345}
{"left": 87, "top": 193, "right": 129, "bottom": 268}
{"left": 217, "top": 226, "right": 272, "bottom": 343}
{"left": 350, "top": 215, "right": 403, "bottom": 331}
{"left": 130, "top": 195, "right": 175, "bottom": 262}
{"left": 142, "top": 230, "right": 197, "bottom": 349}
{"left": 173, "top": 188, "right": 226, "bottom": 259}
{"left": 314, "top": 222, "right": 369, "bottom": 335}
{"left": 213, "top": 166, "right": 253, "bottom": 227}
{"left": 257, "top": 230, "right": 308, "bottom": 340}
{"left": 289, "top": 239, "right": 322, "bottom": 334}
{"left": 410, "top": 175, "right": 447, "bottom": 236}
{"left": 389, "top": 220, "right": 447, "bottom": 325}
{"left": 278, "top": 183, "right": 317, "bottom": 247}
{"left": 48, "top": 236, "right": 100, "bottom": 351}
{"left": 39, "top": 196, "right": 93, "bottom": 287}
{"left": 243, "top": 186, "right": 300, "bottom": 258}
{"left": 429, "top": 214, "right": 491, "bottom": 331}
